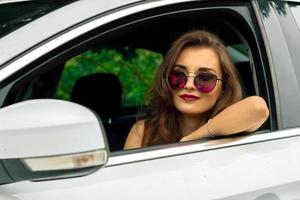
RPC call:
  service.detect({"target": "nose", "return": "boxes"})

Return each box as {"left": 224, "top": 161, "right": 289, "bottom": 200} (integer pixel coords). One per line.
{"left": 184, "top": 75, "right": 196, "bottom": 90}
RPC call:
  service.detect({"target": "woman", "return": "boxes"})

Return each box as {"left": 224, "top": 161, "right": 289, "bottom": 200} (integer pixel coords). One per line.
{"left": 124, "top": 30, "right": 269, "bottom": 149}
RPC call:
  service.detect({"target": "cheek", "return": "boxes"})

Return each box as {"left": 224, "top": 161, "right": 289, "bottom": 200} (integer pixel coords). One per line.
{"left": 207, "top": 83, "right": 223, "bottom": 103}
{"left": 172, "top": 86, "right": 222, "bottom": 114}
{"left": 205, "top": 89, "right": 222, "bottom": 108}
{"left": 210, "top": 83, "right": 223, "bottom": 99}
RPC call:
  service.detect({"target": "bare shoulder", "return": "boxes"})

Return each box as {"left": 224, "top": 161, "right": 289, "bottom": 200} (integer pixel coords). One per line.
{"left": 123, "top": 120, "right": 145, "bottom": 150}
{"left": 134, "top": 119, "right": 145, "bottom": 128}
{"left": 132, "top": 120, "right": 145, "bottom": 136}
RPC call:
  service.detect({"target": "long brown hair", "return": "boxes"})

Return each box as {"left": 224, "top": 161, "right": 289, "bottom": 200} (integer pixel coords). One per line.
{"left": 142, "top": 30, "right": 242, "bottom": 147}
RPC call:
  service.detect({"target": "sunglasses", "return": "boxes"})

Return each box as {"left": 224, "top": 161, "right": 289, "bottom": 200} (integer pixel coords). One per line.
{"left": 168, "top": 71, "right": 223, "bottom": 93}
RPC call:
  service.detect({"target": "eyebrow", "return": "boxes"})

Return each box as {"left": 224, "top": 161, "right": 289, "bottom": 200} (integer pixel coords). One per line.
{"left": 173, "top": 64, "right": 217, "bottom": 73}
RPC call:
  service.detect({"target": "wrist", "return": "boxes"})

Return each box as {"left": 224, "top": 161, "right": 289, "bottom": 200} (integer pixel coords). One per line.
{"left": 206, "top": 119, "right": 215, "bottom": 139}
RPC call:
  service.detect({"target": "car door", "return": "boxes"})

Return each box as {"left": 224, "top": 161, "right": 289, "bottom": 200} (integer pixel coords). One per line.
{"left": 1, "top": 1, "right": 300, "bottom": 199}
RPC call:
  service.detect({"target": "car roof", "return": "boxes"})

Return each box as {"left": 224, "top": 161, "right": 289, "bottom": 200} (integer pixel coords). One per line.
{"left": 0, "top": 0, "right": 142, "bottom": 67}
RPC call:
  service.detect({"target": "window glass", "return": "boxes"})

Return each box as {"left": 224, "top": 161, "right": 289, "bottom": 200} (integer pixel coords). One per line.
{"left": 0, "top": 0, "right": 75, "bottom": 38}
{"left": 54, "top": 47, "right": 162, "bottom": 107}
{"left": 290, "top": 3, "right": 300, "bottom": 29}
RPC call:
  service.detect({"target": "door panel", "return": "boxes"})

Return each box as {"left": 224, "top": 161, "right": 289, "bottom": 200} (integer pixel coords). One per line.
{"left": 1, "top": 129, "right": 300, "bottom": 199}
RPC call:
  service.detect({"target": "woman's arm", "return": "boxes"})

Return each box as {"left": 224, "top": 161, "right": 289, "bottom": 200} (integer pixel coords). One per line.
{"left": 180, "top": 96, "right": 269, "bottom": 142}
{"left": 124, "top": 120, "right": 145, "bottom": 150}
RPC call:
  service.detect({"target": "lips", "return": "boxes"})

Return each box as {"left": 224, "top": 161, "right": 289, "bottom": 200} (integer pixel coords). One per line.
{"left": 179, "top": 94, "right": 200, "bottom": 101}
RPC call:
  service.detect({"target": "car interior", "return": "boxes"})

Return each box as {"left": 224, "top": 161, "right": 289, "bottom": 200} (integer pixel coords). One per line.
{"left": 1, "top": 5, "right": 265, "bottom": 151}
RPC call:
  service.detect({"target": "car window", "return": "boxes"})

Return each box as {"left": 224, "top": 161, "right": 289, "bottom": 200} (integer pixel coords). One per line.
{"left": 0, "top": 0, "right": 75, "bottom": 38}
{"left": 1, "top": 2, "right": 272, "bottom": 152}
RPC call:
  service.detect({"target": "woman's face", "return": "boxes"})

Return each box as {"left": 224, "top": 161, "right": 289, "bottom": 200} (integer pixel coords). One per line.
{"left": 172, "top": 46, "right": 223, "bottom": 117}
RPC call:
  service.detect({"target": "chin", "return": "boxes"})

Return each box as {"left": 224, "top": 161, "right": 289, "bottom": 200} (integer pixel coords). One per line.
{"left": 173, "top": 96, "right": 217, "bottom": 116}
{"left": 175, "top": 105, "right": 209, "bottom": 116}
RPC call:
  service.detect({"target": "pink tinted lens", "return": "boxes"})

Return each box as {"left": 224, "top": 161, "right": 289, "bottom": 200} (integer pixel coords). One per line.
{"left": 194, "top": 73, "right": 217, "bottom": 93}
{"left": 169, "top": 72, "right": 187, "bottom": 89}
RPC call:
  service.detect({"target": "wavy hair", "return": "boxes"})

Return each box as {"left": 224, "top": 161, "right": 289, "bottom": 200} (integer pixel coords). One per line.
{"left": 142, "top": 30, "right": 242, "bottom": 147}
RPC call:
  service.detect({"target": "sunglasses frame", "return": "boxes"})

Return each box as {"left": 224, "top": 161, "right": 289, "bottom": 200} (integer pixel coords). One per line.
{"left": 168, "top": 71, "right": 223, "bottom": 93}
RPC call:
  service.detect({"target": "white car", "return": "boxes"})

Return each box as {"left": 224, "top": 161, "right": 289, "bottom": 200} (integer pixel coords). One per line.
{"left": 1, "top": 0, "right": 300, "bottom": 199}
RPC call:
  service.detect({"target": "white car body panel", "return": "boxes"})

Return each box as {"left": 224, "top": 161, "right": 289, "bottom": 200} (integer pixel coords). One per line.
{"left": 1, "top": 128, "right": 300, "bottom": 199}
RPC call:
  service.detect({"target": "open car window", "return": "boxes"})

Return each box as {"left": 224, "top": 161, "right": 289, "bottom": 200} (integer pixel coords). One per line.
{"left": 1, "top": 2, "right": 273, "bottom": 152}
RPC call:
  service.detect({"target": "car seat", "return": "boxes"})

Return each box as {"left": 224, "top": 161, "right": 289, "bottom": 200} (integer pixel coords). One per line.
{"left": 71, "top": 73, "right": 127, "bottom": 151}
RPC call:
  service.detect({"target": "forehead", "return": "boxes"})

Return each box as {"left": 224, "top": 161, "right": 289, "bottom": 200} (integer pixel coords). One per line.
{"left": 175, "top": 47, "right": 222, "bottom": 75}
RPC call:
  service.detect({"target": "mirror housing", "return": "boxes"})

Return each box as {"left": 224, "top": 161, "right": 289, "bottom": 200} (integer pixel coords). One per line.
{"left": 0, "top": 99, "right": 108, "bottom": 184}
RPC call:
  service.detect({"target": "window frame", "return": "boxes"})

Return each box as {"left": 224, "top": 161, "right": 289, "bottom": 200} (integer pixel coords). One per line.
{"left": 0, "top": 1, "right": 276, "bottom": 161}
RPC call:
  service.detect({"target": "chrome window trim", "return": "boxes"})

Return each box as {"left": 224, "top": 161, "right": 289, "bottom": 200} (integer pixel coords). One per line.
{"left": 0, "top": 0, "right": 30, "bottom": 4}
{"left": 107, "top": 128, "right": 300, "bottom": 167}
{"left": 0, "top": 0, "right": 195, "bottom": 82}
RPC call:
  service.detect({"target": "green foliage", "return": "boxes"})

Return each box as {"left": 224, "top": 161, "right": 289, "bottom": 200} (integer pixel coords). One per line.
{"left": 54, "top": 47, "right": 162, "bottom": 107}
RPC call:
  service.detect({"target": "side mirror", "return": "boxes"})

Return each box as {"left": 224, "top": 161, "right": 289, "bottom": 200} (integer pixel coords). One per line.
{"left": 0, "top": 99, "right": 108, "bottom": 184}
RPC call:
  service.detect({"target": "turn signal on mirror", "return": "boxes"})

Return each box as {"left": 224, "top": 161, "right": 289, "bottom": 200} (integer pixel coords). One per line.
{"left": 22, "top": 150, "right": 107, "bottom": 172}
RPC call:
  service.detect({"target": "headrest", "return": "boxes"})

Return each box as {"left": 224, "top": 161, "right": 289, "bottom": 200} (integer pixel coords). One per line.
{"left": 71, "top": 73, "right": 122, "bottom": 120}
